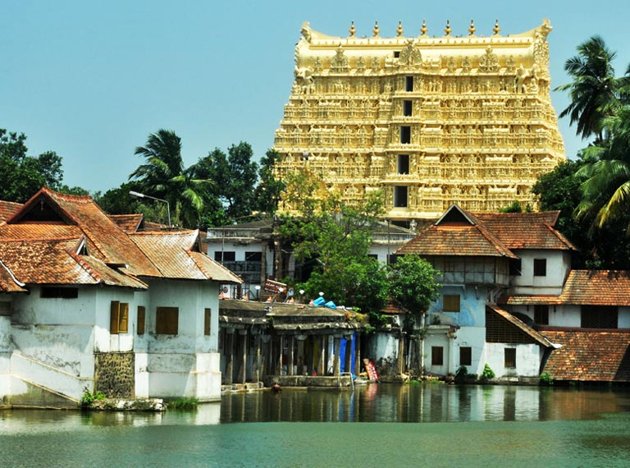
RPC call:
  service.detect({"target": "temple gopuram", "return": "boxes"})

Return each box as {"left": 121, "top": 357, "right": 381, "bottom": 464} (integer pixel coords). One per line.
{"left": 273, "top": 19, "right": 565, "bottom": 220}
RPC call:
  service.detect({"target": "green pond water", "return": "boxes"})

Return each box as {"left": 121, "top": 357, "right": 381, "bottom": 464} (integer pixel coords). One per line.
{"left": 2, "top": 384, "right": 630, "bottom": 467}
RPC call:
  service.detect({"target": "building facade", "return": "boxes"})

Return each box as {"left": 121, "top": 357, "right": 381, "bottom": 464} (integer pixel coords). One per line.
{"left": 273, "top": 20, "right": 565, "bottom": 220}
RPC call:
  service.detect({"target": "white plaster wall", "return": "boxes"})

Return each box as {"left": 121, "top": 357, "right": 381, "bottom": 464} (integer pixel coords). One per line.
{"left": 510, "top": 250, "right": 570, "bottom": 295}
{"left": 143, "top": 278, "right": 221, "bottom": 400}
{"left": 369, "top": 243, "right": 407, "bottom": 264}
{"left": 93, "top": 288, "right": 137, "bottom": 353}
{"left": 482, "top": 342, "right": 542, "bottom": 378}
{"left": 424, "top": 333, "right": 450, "bottom": 375}
{"left": 369, "top": 332, "right": 398, "bottom": 363}
{"left": 452, "top": 326, "right": 486, "bottom": 377}
{"left": 619, "top": 307, "right": 630, "bottom": 328}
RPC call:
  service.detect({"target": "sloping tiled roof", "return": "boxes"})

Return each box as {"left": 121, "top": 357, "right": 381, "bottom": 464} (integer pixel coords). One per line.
{"left": 6, "top": 189, "right": 160, "bottom": 277}
{"left": 542, "top": 329, "right": 630, "bottom": 382}
{"left": 558, "top": 270, "right": 630, "bottom": 306}
{"left": 0, "top": 201, "right": 23, "bottom": 223}
{"left": 504, "top": 270, "right": 630, "bottom": 307}
{"left": 0, "top": 223, "right": 83, "bottom": 240}
{"left": 0, "top": 260, "right": 27, "bottom": 293}
{"left": 0, "top": 237, "right": 100, "bottom": 286}
{"left": 397, "top": 220, "right": 516, "bottom": 258}
{"left": 473, "top": 211, "right": 575, "bottom": 250}
{"left": 109, "top": 214, "right": 144, "bottom": 233}
{"left": 131, "top": 230, "right": 242, "bottom": 283}
{"left": 487, "top": 304, "right": 556, "bottom": 348}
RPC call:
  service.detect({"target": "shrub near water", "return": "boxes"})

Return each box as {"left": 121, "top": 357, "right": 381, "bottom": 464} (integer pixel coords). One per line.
{"left": 167, "top": 397, "right": 199, "bottom": 410}
{"left": 80, "top": 388, "right": 106, "bottom": 408}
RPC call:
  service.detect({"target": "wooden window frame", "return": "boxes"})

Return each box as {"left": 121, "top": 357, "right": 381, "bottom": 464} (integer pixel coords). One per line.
{"left": 533, "top": 258, "right": 547, "bottom": 277}
{"left": 443, "top": 294, "right": 461, "bottom": 312}
{"left": 459, "top": 347, "right": 472, "bottom": 366}
{"left": 156, "top": 306, "right": 179, "bottom": 335}
{"left": 432, "top": 346, "right": 444, "bottom": 366}
{"left": 110, "top": 301, "right": 129, "bottom": 334}
{"left": 137, "top": 306, "right": 146, "bottom": 335}
{"left": 504, "top": 348, "right": 516, "bottom": 369}
{"left": 204, "top": 308, "right": 211, "bottom": 336}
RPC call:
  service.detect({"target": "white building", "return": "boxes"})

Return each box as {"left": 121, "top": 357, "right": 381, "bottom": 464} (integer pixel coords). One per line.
{"left": 0, "top": 188, "right": 241, "bottom": 406}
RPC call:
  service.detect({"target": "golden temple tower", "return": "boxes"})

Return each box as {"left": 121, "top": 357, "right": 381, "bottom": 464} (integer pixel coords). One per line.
{"left": 273, "top": 19, "right": 565, "bottom": 220}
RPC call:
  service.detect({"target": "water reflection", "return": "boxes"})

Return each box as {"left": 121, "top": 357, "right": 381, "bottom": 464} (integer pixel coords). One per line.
{"left": 221, "top": 383, "right": 630, "bottom": 423}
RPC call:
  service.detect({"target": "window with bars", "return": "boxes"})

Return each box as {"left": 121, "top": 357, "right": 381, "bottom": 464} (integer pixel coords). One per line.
{"left": 156, "top": 307, "right": 179, "bottom": 335}
{"left": 110, "top": 301, "right": 129, "bottom": 334}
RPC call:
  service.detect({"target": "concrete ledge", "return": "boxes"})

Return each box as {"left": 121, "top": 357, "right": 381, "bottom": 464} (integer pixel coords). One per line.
{"left": 264, "top": 375, "right": 353, "bottom": 388}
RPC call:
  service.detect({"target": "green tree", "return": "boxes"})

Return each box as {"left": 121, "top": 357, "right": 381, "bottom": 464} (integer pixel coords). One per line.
{"left": 0, "top": 129, "right": 84, "bottom": 202}
{"left": 281, "top": 170, "right": 388, "bottom": 313}
{"left": 555, "top": 36, "right": 629, "bottom": 141}
{"left": 130, "top": 129, "right": 213, "bottom": 228}
{"left": 388, "top": 254, "right": 441, "bottom": 375}
{"left": 253, "top": 149, "right": 284, "bottom": 215}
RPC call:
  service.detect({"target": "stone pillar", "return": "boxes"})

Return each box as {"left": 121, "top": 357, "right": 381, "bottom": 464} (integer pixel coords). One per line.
{"left": 397, "top": 332, "right": 405, "bottom": 375}
{"left": 333, "top": 336, "right": 341, "bottom": 376}
{"left": 277, "top": 335, "right": 284, "bottom": 375}
{"left": 296, "top": 335, "right": 306, "bottom": 375}
{"left": 354, "top": 334, "right": 361, "bottom": 377}
{"left": 318, "top": 335, "right": 326, "bottom": 376}
{"left": 225, "top": 328, "right": 235, "bottom": 385}
{"left": 255, "top": 334, "right": 262, "bottom": 383}
{"left": 239, "top": 329, "right": 248, "bottom": 384}
{"left": 288, "top": 336, "right": 295, "bottom": 376}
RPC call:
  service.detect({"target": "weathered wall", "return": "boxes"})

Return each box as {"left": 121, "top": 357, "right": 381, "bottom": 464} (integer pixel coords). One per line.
{"left": 510, "top": 250, "right": 570, "bottom": 295}
{"left": 482, "top": 342, "right": 542, "bottom": 378}
{"left": 94, "top": 352, "right": 135, "bottom": 398}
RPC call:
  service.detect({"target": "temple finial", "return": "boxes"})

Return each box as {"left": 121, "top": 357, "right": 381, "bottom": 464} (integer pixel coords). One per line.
{"left": 468, "top": 19, "right": 476, "bottom": 36}
{"left": 372, "top": 21, "right": 380, "bottom": 37}
{"left": 444, "top": 20, "right": 451, "bottom": 36}
{"left": 493, "top": 19, "right": 501, "bottom": 35}
{"left": 349, "top": 21, "right": 356, "bottom": 37}
{"left": 420, "top": 19, "right": 428, "bottom": 36}
{"left": 396, "top": 21, "right": 404, "bottom": 37}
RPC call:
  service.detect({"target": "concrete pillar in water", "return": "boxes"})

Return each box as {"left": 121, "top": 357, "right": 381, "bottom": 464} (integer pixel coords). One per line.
{"left": 288, "top": 336, "right": 295, "bottom": 376}
{"left": 255, "top": 333, "right": 262, "bottom": 383}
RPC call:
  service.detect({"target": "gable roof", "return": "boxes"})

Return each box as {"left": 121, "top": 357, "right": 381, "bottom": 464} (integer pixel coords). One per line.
{"left": 542, "top": 329, "right": 630, "bottom": 382}
{"left": 0, "top": 260, "right": 27, "bottom": 293}
{"left": 4, "top": 188, "right": 160, "bottom": 276}
{"left": 130, "top": 230, "right": 242, "bottom": 283}
{"left": 397, "top": 205, "right": 516, "bottom": 258}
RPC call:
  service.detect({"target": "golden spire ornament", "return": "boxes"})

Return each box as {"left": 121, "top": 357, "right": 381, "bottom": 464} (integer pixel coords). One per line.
{"left": 396, "top": 21, "right": 403, "bottom": 37}
{"left": 372, "top": 21, "right": 380, "bottom": 37}
{"left": 444, "top": 20, "right": 451, "bottom": 36}
{"left": 349, "top": 21, "right": 356, "bottom": 37}
{"left": 493, "top": 19, "right": 501, "bottom": 35}
{"left": 468, "top": 19, "right": 476, "bottom": 36}
{"left": 420, "top": 19, "right": 427, "bottom": 36}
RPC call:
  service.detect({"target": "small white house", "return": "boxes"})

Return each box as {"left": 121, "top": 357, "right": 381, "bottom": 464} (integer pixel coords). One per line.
{"left": 0, "top": 188, "right": 241, "bottom": 406}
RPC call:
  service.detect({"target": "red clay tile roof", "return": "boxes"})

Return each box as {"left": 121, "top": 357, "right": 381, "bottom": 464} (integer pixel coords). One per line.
{"left": 6, "top": 189, "right": 160, "bottom": 277}
{"left": 473, "top": 211, "right": 575, "bottom": 251}
{"left": 0, "top": 260, "right": 27, "bottom": 293}
{"left": 108, "top": 214, "right": 144, "bottom": 233}
{"left": 130, "top": 230, "right": 242, "bottom": 283}
{"left": 505, "top": 270, "right": 630, "bottom": 307}
{"left": 397, "top": 206, "right": 516, "bottom": 258}
{"left": 542, "top": 329, "right": 630, "bottom": 381}
{"left": 487, "top": 304, "right": 556, "bottom": 348}
{"left": 0, "top": 223, "right": 84, "bottom": 240}
{"left": 0, "top": 201, "right": 22, "bottom": 223}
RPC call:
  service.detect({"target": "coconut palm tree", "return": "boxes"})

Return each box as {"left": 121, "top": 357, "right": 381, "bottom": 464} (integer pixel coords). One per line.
{"left": 556, "top": 36, "right": 629, "bottom": 142}
{"left": 130, "top": 129, "right": 212, "bottom": 228}
{"left": 576, "top": 106, "right": 630, "bottom": 232}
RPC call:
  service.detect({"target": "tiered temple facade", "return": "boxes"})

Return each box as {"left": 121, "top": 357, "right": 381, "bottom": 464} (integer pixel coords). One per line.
{"left": 273, "top": 19, "right": 565, "bottom": 220}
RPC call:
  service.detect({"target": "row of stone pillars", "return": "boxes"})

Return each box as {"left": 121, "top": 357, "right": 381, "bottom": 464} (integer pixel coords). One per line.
{"left": 221, "top": 327, "right": 360, "bottom": 385}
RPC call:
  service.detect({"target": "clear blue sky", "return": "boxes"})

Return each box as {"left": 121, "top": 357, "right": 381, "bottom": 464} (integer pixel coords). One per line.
{"left": 2, "top": 0, "right": 629, "bottom": 193}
